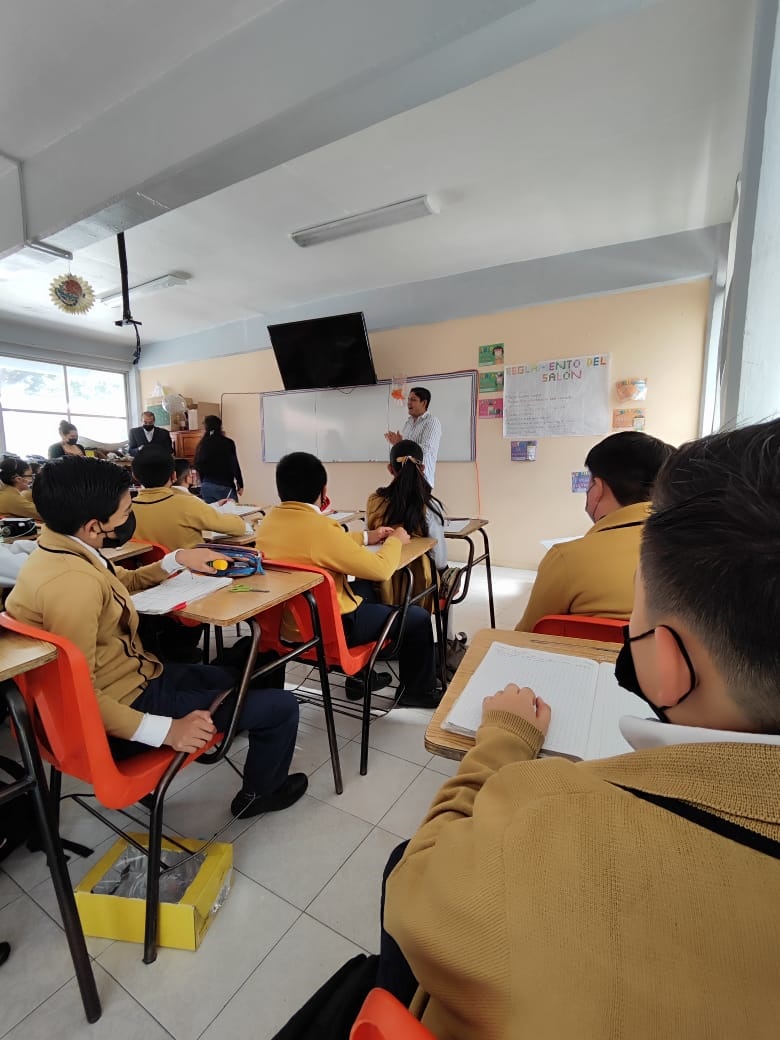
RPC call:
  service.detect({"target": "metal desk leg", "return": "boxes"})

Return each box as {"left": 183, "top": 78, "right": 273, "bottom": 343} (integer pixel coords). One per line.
{"left": 1, "top": 682, "right": 101, "bottom": 1023}
{"left": 479, "top": 527, "right": 496, "bottom": 628}
{"left": 303, "top": 590, "right": 343, "bottom": 794}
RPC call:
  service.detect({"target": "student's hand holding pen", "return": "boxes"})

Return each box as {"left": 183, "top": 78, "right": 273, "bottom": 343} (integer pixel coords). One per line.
{"left": 172, "top": 547, "right": 231, "bottom": 574}
{"left": 482, "top": 683, "right": 551, "bottom": 736}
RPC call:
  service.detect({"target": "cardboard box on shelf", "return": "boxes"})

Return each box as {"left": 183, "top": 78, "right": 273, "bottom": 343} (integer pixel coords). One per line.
{"left": 75, "top": 834, "right": 233, "bottom": 951}
{"left": 186, "top": 402, "right": 221, "bottom": 431}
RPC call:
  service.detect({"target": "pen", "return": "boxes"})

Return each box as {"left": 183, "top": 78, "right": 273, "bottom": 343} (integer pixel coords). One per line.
{"left": 171, "top": 602, "right": 188, "bottom": 611}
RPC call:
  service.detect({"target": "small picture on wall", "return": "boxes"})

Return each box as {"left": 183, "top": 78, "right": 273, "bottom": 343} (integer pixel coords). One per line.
{"left": 479, "top": 397, "right": 504, "bottom": 419}
{"left": 571, "top": 470, "right": 591, "bottom": 493}
{"left": 615, "top": 377, "right": 647, "bottom": 402}
{"left": 478, "top": 343, "right": 505, "bottom": 367}
{"left": 612, "top": 408, "right": 646, "bottom": 431}
{"left": 511, "top": 440, "right": 537, "bottom": 461}
{"left": 479, "top": 370, "right": 504, "bottom": 393}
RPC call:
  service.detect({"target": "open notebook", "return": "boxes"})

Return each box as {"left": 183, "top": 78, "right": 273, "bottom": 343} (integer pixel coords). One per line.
{"left": 131, "top": 571, "right": 232, "bottom": 615}
{"left": 213, "top": 502, "right": 262, "bottom": 517}
{"left": 443, "top": 641, "right": 639, "bottom": 760}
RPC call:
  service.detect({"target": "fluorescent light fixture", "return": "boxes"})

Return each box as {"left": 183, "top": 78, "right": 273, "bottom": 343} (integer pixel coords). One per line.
{"left": 99, "top": 273, "right": 191, "bottom": 307}
{"left": 291, "top": 194, "right": 439, "bottom": 248}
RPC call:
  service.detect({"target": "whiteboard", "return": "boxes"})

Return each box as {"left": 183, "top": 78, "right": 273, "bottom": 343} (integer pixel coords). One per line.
{"left": 261, "top": 372, "right": 476, "bottom": 463}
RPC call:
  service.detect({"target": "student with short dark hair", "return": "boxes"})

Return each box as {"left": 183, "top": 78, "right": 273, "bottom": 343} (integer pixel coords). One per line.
{"left": 516, "top": 431, "right": 674, "bottom": 631}
{"left": 366, "top": 440, "right": 446, "bottom": 611}
{"left": 385, "top": 419, "right": 780, "bottom": 1038}
{"left": 131, "top": 446, "right": 248, "bottom": 550}
{"left": 258, "top": 451, "right": 439, "bottom": 708}
{"left": 172, "top": 458, "right": 194, "bottom": 490}
{"left": 7, "top": 456, "right": 306, "bottom": 819}
{"left": 0, "top": 456, "right": 40, "bottom": 520}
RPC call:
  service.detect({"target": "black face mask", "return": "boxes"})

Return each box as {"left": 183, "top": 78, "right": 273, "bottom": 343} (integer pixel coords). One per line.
{"left": 614, "top": 625, "right": 697, "bottom": 722}
{"left": 67, "top": 436, "right": 78, "bottom": 445}
{"left": 142, "top": 423, "right": 154, "bottom": 430}
{"left": 99, "top": 512, "right": 136, "bottom": 549}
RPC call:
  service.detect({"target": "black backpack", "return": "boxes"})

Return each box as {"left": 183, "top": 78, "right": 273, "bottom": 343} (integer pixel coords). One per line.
{"left": 0, "top": 754, "right": 91, "bottom": 863}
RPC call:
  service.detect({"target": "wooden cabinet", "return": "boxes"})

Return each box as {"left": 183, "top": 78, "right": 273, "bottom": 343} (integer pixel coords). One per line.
{"left": 171, "top": 430, "right": 202, "bottom": 461}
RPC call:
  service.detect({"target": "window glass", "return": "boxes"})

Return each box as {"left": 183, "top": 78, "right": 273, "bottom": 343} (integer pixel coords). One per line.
{"left": 0, "top": 358, "right": 67, "bottom": 412}
{"left": 3, "top": 411, "right": 63, "bottom": 458}
{"left": 66, "top": 367, "right": 127, "bottom": 418}
{"left": 69, "top": 416, "right": 129, "bottom": 447}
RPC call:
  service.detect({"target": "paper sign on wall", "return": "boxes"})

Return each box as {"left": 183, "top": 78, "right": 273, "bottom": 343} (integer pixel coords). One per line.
{"left": 612, "top": 408, "right": 646, "bottom": 430}
{"left": 503, "top": 354, "right": 611, "bottom": 439}
{"left": 479, "top": 397, "right": 503, "bottom": 419}
{"left": 478, "top": 343, "right": 505, "bottom": 367}
{"left": 511, "top": 440, "right": 537, "bottom": 461}
{"left": 571, "top": 470, "right": 591, "bottom": 493}
{"left": 479, "top": 370, "right": 504, "bottom": 393}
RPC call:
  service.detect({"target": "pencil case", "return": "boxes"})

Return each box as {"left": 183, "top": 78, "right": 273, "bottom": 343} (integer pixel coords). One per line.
{"left": 195, "top": 544, "right": 265, "bottom": 577}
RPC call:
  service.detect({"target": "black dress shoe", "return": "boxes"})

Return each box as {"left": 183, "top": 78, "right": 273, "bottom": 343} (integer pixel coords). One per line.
{"left": 230, "top": 773, "right": 308, "bottom": 819}
{"left": 395, "top": 686, "right": 441, "bottom": 710}
{"left": 344, "top": 669, "right": 393, "bottom": 701}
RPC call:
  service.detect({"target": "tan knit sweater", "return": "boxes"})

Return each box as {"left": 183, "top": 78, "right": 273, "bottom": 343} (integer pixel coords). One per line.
{"left": 385, "top": 713, "right": 780, "bottom": 1039}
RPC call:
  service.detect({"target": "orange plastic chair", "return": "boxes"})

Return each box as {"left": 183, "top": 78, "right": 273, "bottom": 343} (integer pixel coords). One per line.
{"left": 0, "top": 611, "right": 241, "bottom": 964}
{"left": 351, "top": 988, "right": 434, "bottom": 1039}
{"left": 532, "top": 614, "right": 626, "bottom": 643}
{"left": 257, "top": 561, "right": 401, "bottom": 776}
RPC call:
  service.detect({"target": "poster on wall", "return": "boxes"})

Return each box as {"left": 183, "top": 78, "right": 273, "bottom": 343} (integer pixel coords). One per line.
{"left": 478, "top": 397, "right": 503, "bottom": 418}
{"left": 511, "top": 440, "right": 537, "bottom": 461}
{"left": 479, "top": 370, "right": 504, "bottom": 393}
{"left": 612, "top": 407, "right": 646, "bottom": 430}
{"left": 571, "top": 470, "right": 591, "bottom": 493}
{"left": 478, "top": 343, "right": 505, "bottom": 367}
{"left": 503, "top": 354, "right": 611, "bottom": 439}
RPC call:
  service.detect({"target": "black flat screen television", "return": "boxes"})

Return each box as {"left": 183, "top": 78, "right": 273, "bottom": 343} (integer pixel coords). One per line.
{"left": 267, "top": 311, "right": 378, "bottom": 391}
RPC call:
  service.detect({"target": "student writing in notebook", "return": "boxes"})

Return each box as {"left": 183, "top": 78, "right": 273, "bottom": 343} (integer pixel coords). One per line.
{"left": 7, "top": 457, "right": 307, "bottom": 820}
{"left": 382, "top": 420, "right": 780, "bottom": 1039}
{"left": 516, "top": 430, "right": 674, "bottom": 631}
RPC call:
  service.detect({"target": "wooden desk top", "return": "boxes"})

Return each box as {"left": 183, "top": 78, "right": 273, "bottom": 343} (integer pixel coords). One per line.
{"left": 444, "top": 518, "right": 488, "bottom": 539}
{"left": 102, "top": 539, "right": 156, "bottom": 562}
{"left": 177, "top": 569, "right": 323, "bottom": 626}
{"left": 425, "top": 628, "right": 619, "bottom": 760}
{"left": 0, "top": 632, "right": 57, "bottom": 682}
{"left": 398, "top": 536, "right": 436, "bottom": 568}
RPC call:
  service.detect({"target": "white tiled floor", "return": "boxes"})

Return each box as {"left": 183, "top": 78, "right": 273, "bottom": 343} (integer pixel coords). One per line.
{"left": 0, "top": 565, "right": 534, "bottom": 1039}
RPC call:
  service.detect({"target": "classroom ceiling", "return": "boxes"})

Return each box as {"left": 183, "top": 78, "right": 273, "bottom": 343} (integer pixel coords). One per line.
{"left": 0, "top": 0, "right": 755, "bottom": 351}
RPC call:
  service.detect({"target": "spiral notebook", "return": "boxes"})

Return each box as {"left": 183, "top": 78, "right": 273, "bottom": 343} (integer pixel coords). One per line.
{"left": 442, "top": 641, "right": 638, "bottom": 760}
{"left": 131, "top": 571, "right": 232, "bottom": 615}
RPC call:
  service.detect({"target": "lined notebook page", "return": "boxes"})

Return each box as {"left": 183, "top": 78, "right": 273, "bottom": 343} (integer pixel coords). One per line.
{"left": 444, "top": 519, "right": 471, "bottom": 534}
{"left": 213, "top": 502, "right": 261, "bottom": 517}
{"left": 131, "top": 572, "right": 232, "bottom": 614}
{"left": 584, "top": 663, "right": 639, "bottom": 759}
{"left": 443, "top": 643, "right": 599, "bottom": 759}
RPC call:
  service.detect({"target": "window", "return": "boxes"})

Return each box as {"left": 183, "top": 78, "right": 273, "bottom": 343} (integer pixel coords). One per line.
{"left": 0, "top": 356, "right": 128, "bottom": 457}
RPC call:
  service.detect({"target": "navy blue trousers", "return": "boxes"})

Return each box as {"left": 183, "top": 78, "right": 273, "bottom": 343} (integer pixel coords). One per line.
{"left": 342, "top": 583, "right": 435, "bottom": 696}
{"left": 199, "top": 480, "right": 237, "bottom": 504}
{"left": 131, "top": 662, "right": 298, "bottom": 796}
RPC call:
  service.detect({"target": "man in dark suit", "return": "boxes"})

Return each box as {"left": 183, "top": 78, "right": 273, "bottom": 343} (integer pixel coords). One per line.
{"left": 128, "top": 412, "right": 174, "bottom": 457}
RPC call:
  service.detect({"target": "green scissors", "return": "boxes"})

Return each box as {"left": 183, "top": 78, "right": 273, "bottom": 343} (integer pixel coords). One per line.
{"left": 229, "top": 583, "right": 257, "bottom": 593}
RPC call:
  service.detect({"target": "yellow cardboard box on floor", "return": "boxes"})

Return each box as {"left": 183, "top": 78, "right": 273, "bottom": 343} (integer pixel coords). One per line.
{"left": 75, "top": 834, "right": 233, "bottom": 951}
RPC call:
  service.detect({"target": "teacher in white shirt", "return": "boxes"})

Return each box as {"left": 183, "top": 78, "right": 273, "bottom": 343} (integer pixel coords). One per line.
{"left": 385, "top": 386, "right": 442, "bottom": 487}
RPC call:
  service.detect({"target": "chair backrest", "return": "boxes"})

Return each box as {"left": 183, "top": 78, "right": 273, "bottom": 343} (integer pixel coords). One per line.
{"left": 0, "top": 612, "right": 173, "bottom": 807}
{"left": 350, "top": 988, "right": 435, "bottom": 1040}
{"left": 259, "top": 560, "right": 380, "bottom": 674}
{"left": 532, "top": 614, "right": 626, "bottom": 643}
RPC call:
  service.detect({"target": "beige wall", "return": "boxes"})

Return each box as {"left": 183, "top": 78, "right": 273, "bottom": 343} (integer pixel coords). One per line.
{"left": 141, "top": 279, "right": 709, "bottom": 568}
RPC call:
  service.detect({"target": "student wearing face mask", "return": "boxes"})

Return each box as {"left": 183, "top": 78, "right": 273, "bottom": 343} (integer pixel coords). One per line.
{"left": 383, "top": 420, "right": 780, "bottom": 1039}
{"left": 515, "top": 431, "right": 674, "bottom": 632}
{"left": 128, "top": 411, "right": 175, "bottom": 457}
{"left": 6, "top": 456, "right": 307, "bottom": 820}
{"left": 0, "top": 456, "right": 40, "bottom": 520}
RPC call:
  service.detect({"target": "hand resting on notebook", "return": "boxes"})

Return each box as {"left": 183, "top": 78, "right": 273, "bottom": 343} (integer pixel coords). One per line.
{"left": 482, "top": 683, "right": 551, "bottom": 735}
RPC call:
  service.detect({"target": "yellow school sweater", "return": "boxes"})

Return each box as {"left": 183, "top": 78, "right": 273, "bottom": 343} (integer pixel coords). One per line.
{"left": 6, "top": 529, "right": 166, "bottom": 738}
{"left": 516, "top": 501, "right": 650, "bottom": 631}
{"left": 0, "top": 484, "right": 40, "bottom": 520}
{"left": 387, "top": 715, "right": 780, "bottom": 1039}
{"left": 132, "top": 487, "right": 246, "bottom": 549}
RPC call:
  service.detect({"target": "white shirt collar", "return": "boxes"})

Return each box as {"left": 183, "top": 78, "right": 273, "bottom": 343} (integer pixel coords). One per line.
{"left": 66, "top": 534, "right": 108, "bottom": 568}
{"left": 620, "top": 714, "right": 780, "bottom": 752}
